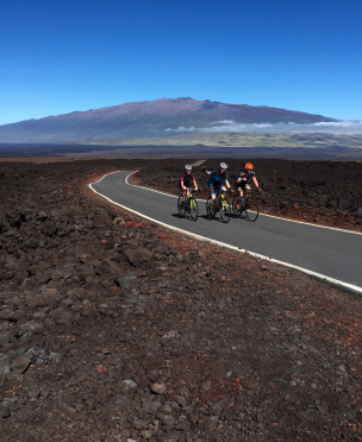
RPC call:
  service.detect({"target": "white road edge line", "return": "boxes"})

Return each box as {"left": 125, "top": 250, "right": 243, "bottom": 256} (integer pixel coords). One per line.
{"left": 124, "top": 171, "right": 362, "bottom": 236}
{"left": 89, "top": 172, "right": 362, "bottom": 295}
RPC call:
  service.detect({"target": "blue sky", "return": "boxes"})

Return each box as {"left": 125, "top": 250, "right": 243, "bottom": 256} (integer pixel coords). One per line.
{"left": 1, "top": 0, "right": 361, "bottom": 125}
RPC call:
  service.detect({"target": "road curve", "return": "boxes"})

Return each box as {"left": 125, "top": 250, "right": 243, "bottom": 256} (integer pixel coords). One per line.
{"left": 91, "top": 171, "right": 362, "bottom": 292}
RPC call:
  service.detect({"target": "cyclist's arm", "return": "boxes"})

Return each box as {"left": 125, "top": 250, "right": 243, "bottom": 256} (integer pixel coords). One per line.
{"left": 252, "top": 176, "right": 260, "bottom": 189}
{"left": 193, "top": 178, "right": 198, "bottom": 191}
{"left": 180, "top": 177, "right": 187, "bottom": 190}
{"left": 223, "top": 175, "right": 232, "bottom": 191}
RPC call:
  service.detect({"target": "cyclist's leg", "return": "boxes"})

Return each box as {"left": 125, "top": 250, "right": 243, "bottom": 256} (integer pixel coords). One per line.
{"left": 240, "top": 183, "right": 248, "bottom": 204}
{"left": 235, "top": 186, "right": 243, "bottom": 208}
{"left": 209, "top": 186, "right": 218, "bottom": 205}
{"left": 183, "top": 190, "right": 188, "bottom": 205}
{"left": 244, "top": 184, "right": 252, "bottom": 205}
{"left": 179, "top": 184, "right": 188, "bottom": 202}
{"left": 178, "top": 183, "right": 184, "bottom": 201}
{"left": 183, "top": 188, "right": 192, "bottom": 208}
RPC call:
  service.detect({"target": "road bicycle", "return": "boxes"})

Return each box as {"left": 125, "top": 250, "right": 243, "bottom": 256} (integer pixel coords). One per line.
{"left": 177, "top": 188, "right": 199, "bottom": 221}
{"left": 232, "top": 190, "right": 259, "bottom": 222}
{"left": 206, "top": 188, "right": 232, "bottom": 223}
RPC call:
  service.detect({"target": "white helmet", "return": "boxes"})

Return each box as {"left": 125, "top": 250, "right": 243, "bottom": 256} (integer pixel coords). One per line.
{"left": 185, "top": 165, "right": 192, "bottom": 171}
{"left": 219, "top": 162, "right": 228, "bottom": 170}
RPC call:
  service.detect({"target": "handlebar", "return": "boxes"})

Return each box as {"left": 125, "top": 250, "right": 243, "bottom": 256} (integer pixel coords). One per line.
{"left": 216, "top": 188, "right": 233, "bottom": 196}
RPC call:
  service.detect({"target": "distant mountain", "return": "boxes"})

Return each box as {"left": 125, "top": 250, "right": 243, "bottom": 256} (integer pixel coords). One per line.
{"left": 0, "top": 97, "right": 337, "bottom": 143}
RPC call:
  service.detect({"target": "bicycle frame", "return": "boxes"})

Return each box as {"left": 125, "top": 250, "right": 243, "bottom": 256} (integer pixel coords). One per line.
{"left": 178, "top": 188, "right": 199, "bottom": 222}
{"left": 188, "top": 194, "right": 197, "bottom": 210}
{"left": 232, "top": 189, "right": 259, "bottom": 222}
{"left": 185, "top": 188, "right": 198, "bottom": 206}
{"left": 244, "top": 189, "right": 257, "bottom": 208}
{"left": 215, "top": 189, "right": 230, "bottom": 211}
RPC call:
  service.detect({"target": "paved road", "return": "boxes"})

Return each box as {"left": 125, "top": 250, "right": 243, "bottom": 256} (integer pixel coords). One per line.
{"left": 192, "top": 160, "right": 206, "bottom": 166}
{"left": 91, "top": 171, "right": 362, "bottom": 291}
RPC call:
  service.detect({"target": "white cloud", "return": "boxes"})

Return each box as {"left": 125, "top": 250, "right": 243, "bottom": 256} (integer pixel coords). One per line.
{"left": 165, "top": 126, "right": 198, "bottom": 133}
{"left": 164, "top": 120, "right": 362, "bottom": 134}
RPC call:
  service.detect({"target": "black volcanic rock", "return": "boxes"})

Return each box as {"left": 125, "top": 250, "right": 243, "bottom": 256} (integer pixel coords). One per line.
{"left": 0, "top": 97, "right": 336, "bottom": 142}
{"left": 0, "top": 158, "right": 361, "bottom": 441}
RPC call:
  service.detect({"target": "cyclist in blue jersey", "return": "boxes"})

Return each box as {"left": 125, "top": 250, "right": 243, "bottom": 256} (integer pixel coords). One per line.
{"left": 202, "top": 162, "right": 232, "bottom": 207}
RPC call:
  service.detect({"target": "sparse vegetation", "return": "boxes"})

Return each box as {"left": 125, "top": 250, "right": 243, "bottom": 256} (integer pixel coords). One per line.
{"left": 77, "top": 132, "right": 362, "bottom": 149}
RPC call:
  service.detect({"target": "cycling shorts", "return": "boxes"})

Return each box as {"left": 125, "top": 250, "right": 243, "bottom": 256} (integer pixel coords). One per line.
{"left": 210, "top": 185, "right": 226, "bottom": 196}
{"left": 235, "top": 181, "right": 251, "bottom": 191}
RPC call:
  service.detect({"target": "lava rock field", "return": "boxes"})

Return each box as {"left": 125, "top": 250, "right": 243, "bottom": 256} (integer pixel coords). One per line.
{"left": 136, "top": 159, "right": 362, "bottom": 231}
{"left": 0, "top": 159, "right": 362, "bottom": 441}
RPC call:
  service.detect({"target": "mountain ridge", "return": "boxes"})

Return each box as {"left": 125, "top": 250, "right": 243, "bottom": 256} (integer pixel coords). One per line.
{"left": 0, "top": 97, "right": 337, "bottom": 143}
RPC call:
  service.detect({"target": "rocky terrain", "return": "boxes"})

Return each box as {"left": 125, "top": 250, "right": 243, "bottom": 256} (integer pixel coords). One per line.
{"left": 136, "top": 159, "right": 362, "bottom": 232}
{"left": 0, "top": 159, "right": 362, "bottom": 441}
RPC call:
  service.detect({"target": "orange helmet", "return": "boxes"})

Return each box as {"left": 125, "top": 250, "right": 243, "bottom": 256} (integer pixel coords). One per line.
{"left": 245, "top": 162, "right": 254, "bottom": 170}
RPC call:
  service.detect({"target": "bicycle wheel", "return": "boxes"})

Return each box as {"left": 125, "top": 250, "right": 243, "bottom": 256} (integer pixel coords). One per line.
{"left": 177, "top": 196, "right": 186, "bottom": 218}
{"left": 206, "top": 197, "right": 214, "bottom": 219}
{"left": 232, "top": 196, "right": 242, "bottom": 218}
{"left": 187, "top": 197, "right": 199, "bottom": 221}
{"left": 245, "top": 197, "right": 259, "bottom": 222}
{"left": 219, "top": 196, "right": 232, "bottom": 223}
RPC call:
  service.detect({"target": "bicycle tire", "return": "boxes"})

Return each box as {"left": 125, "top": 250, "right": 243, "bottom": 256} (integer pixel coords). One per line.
{"left": 245, "top": 196, "right": 259, "bottom": 222}
{"left": 177, "top": 196, "right": 186, "bottom": 218}
{"left": 206, "top": 197, "right": 214, "bottom": 219}
{"left": 219, "top": 196, "right": 232, "bottom": 223}
{"left": 187, "top": 197, "right": 199, "bottom": 221}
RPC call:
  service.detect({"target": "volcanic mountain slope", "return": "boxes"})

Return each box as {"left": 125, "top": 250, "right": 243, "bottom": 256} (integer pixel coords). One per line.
{"left": 0, "top": 97, "right": 336, "bottom": 142}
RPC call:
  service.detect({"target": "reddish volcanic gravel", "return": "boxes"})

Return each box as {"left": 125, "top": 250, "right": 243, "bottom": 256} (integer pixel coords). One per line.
{"left": 135, "top": 159, "right": 362, "bottom": 232}
{"left": 0, "top": 159, "right": 362, "bottom": 441}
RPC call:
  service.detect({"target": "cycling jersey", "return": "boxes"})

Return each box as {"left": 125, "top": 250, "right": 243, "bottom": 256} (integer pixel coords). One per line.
{"left": 236, "top": 170, "right": 256, "bottom": 187}
{"left": 180, "top": 174, "right": 195, "bottom": 188}
{"left": 208, "top": 170, "right": 228, "bottom": 188}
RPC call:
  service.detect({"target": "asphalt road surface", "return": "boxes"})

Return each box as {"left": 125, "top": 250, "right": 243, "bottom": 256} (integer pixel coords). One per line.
{"left": 92, "top": 171, "right": 362, "bottom": 291}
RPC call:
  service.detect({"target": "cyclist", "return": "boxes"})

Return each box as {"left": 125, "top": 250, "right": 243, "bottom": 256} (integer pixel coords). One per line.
{"left": 235, "top": 162, "right": 261, "bottom": 205}
{"left": 202, "top": 162, "right": 232, "bottom": 207}
{"left": 179, "top": 165, "right": 198, "bottom": 204}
